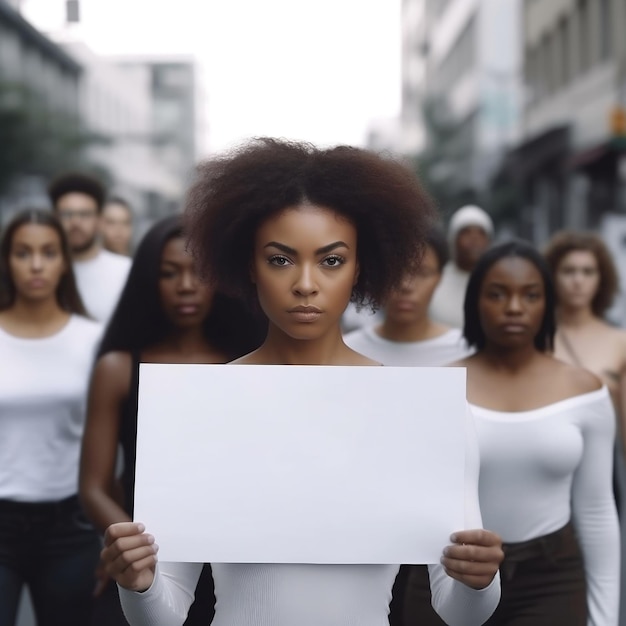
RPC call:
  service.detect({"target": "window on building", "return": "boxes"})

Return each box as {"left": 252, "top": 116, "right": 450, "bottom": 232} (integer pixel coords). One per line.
{"left": 559, "top": 17, "right": 570, "bottom": 86}
{"left": 432, "top": 15, "right": 476, "bottom": 95}
{"left": 524, "top": 46, "right": 536, "bottom": 103}
{"left": 542, "top": 33, "right": 553, "bottom": 95}
{"left": 578, "top": 0, "right": 589, "bottom": 74}
{"left": 599, "top": 0, "right": 612, "bottom": 60}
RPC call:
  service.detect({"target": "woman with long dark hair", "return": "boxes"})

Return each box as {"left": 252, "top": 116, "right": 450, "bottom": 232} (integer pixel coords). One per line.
{"left": 80, "top": 214, "right": 266, "bottom": 625}
{"left": 99, "top": 139, "right": 503, "bottom": 626}
{"left": 457, "top": 240, "right": 619, "bottom": 625}
{"left": 0, "top": 209, "right": 103, "bottom": 625}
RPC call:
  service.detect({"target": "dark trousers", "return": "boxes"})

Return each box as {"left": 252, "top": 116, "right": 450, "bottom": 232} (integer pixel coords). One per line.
{"left": 0, "top": 495, "right": 101, "bottom": 626}
{"left": 390, "top": 522, "right": 587, "bottom": 626}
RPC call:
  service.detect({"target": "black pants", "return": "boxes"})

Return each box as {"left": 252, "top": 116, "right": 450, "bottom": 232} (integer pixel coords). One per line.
{"left": 0, "top": 495, "right": 101, "bottom": 626}
{"left": 390, "top": 522, "right": 587, "bottom": 626}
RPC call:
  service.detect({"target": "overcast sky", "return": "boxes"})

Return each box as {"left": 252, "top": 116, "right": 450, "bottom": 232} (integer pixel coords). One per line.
{"left": 22, "top": 0, "right": 402, "bottom": 155}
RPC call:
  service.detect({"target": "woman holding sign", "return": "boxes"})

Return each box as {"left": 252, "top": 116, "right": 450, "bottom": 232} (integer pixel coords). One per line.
{"left": 455, "top": 241, "right": 619, "bottom": 625}
{"left": 79, "top": 215, "right": 265, "bottom": 625}
{"left": 101, "top": 139, "right": 503, "bottom": 625}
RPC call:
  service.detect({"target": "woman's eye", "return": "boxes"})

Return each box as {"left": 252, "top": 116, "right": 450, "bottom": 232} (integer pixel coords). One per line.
{"left": 526, "top": 292, "right": 541, "bottom": 301}
{"left": 268, "top": 255, "right": 291, "bottom": 267}
{"left": 322, "top": 255, "right": 344, "bottom": 268}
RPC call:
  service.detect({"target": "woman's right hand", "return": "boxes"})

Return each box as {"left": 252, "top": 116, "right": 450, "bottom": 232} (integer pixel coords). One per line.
{"left": 102, "top": 522, "right": 158, "bottom": 592}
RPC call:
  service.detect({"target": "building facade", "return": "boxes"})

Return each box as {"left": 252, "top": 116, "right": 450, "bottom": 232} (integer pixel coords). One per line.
{"left": 400, "top": 0, "right": 522, "bottom": 218}
{"left": 115, "top": 57, "right": 198, "bottom": 190}
{"left": 500, "top": 0, "right": 626, "bottom": 243}
{"left": 58, "top": 41, "right": 183, "bottom": 225}
{"left": 0, "top": 0, "right": 82, "bottom": 215}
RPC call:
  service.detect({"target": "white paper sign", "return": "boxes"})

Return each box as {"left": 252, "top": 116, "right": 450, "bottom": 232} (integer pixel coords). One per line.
{"left": 134, "top": 365, "right": 466, "bottom": 564}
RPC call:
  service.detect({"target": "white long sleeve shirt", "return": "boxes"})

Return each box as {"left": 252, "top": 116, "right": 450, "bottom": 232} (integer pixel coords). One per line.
{"left": 472, "top": 387, "right": 620, "bottom": 626}
{"left": 119, "top": 407, "right": 500, "bottom": 626}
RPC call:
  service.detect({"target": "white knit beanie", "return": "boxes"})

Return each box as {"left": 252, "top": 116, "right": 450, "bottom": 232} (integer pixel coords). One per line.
{"left": 448, "top": 205, "right": 494, "bottom": 244}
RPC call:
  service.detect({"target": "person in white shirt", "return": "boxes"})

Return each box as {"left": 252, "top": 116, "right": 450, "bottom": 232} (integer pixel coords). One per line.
{"left": 48, "top": 173, "right": 131, "bottom": 324}
{"left": 429, "top": 205, "right": 493, "bottom": 329}
{"left": 344, "top": 226, "right": 472, "bottom": 367}
{"left": 0, "top": 209, "right": 103, "bottom": 626}
{"left": 100, "top": 138, "right": 503, "bottom": 626}
{"left": 457, "top": 240, "right": 619, "bottom": 625}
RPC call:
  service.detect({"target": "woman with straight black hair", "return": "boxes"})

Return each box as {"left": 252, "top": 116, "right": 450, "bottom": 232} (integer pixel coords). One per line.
{"left": 0, "top": 209, "right": 103, "bottom": 625}
{"left": 456, "top": 240, "right": 619, "bottom": 625}
{"left": 80, "top": 214, "right": 266, "bottom": 625}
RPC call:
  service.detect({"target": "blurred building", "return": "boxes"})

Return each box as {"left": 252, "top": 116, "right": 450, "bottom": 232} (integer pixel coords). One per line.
{"left": 499, "top": 0, "right": 626, "bottom": 241}
{"left": 57, "top": 40, "right": 182, "bottom": 226}
{"left": 400, "top": 0, "right": 523, "bottom": 217}
{"left": 0, "top": 0, "right": 81, "bottom": 212}
{"left": 114, "top": 57, "right": 198, "bottom": 191}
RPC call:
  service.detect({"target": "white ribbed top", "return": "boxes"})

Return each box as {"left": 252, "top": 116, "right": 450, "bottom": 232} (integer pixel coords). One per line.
{"left": 472, "top": 387, "right": 620, "bottom": 626}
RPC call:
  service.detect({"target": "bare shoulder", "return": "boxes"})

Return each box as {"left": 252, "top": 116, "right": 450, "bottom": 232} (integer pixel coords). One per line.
{"left": 448, "top": 354, "right": 478, "bottom": 368}
{"left": 93, "top": 351, "right": 133, "bottom": 390}
{"left": 549, "top": 357, "right": 603, "bottom": 395}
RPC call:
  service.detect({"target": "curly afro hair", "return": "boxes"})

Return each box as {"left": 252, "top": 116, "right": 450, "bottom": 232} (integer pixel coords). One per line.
{"left": 184, "top": 138, "right": 437, "bottom": 309}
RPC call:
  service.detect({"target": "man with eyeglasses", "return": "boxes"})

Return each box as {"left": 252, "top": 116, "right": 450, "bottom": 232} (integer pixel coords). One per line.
{"left": 48, "top": 172, "right": 131, "bottom": 324}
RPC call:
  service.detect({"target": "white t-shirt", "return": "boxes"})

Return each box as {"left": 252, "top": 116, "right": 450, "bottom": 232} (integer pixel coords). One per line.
{"left": 472, "top": 387, "right": 620, "bottom": 626}
{"left": 73, "top": 248, "right": 131, "bottom": 323}
{"left": 428, "top": 263, "right": 470, "bottom": 329}
{"left": 0, "top": 315, "right": 103, "bottom": 501}
{"left": 119, "top": 407, "right": 500, "bottom": 626}
{"left": 343, "top": 326, "right": 472, "bottom": 366}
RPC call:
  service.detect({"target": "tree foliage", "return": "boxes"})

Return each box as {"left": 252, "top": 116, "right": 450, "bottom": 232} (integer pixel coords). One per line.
{"left": 0, "top": 80, "right": 110, "bottom": 195}
{"left": 411, "top": 95, "right": 478, "bottom": 220}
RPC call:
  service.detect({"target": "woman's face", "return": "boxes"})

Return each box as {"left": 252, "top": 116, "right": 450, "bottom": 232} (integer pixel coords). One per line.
{"left": 554, "top": 250, "right": 599, "bottom": 311}
{"left": 251, "top": 203, "right": 359, "bottom": 342}
{"left": 158, "top": 237, "right": 214, "bottom": 329}
{"left": 384, "top": 245, "right": 441, "bottom": 325}
{"left": 8, "top": 223, "right": 67, "bottom": 303}
{"left": 478, "top": 256, "right": 546, "bottom": 349}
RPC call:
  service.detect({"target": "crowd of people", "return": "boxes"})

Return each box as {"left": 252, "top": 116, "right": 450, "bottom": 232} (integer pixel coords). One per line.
{"left": 0, "top": 138, "right": 623, "bottom": 626}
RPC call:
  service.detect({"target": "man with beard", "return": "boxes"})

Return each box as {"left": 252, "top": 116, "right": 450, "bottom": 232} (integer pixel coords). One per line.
{"left": 49, "top": 172, "right": 131, "bottom": 323}
{"left": 429, "top": 205, "right": 493, "bottom": 329}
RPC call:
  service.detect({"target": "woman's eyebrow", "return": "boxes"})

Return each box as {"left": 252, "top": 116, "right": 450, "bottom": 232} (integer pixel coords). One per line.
{"left": 262, "top": 241, "right": 350, "bottom": 255}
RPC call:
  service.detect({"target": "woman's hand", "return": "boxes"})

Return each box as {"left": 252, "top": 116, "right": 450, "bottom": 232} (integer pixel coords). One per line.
{"left": 102, "top": 522, "right": 158, "bottom": 592}
{"left": 440, "top": 529, "right": 503, "bottom": 590}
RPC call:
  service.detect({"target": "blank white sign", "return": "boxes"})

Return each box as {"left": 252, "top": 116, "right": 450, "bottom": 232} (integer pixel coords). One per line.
{"left": 134, "top": 364, "right": 466, "bottom": 564}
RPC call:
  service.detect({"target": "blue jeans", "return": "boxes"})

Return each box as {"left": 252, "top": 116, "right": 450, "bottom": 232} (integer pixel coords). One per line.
{"left": 0, "top": 495, "right": 101, "bottom": 626}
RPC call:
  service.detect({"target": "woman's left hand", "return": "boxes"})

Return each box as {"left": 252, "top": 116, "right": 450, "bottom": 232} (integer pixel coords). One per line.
{"left": 440, "top": 528, "right": 503, "bottom": 590}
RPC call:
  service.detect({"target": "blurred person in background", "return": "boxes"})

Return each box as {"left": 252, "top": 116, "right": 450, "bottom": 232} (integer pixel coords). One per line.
{"left": 0, "top": 210, "right": 103, "bottom": 626}
{"left": 100, "top": 197, "right": 134, "bottom": 257}
{"left": 455, "top": 241, "right": 618, "bottom": 625}
{"left": 544, "top": 232, "right": 626, "bottom": 454}
{"left": 344, "top": 226, "right": 472, "bottom": 366}
{"left": 343, "top": 225, "right": 473, "bottom": 626}
{"left": 429, "top": 205, "right": 493, "bottom": 329}
{"left": 48, "top": 172, "right": 131, "bottom": 324}
{"left": 80, "top": 215, "right": 266, "bottom": 625}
